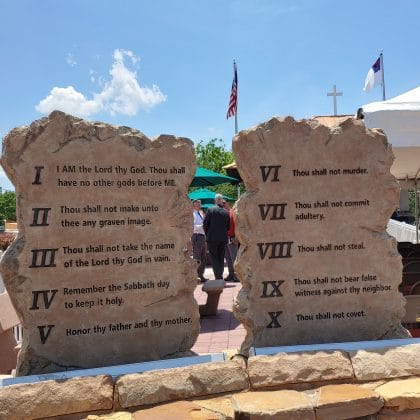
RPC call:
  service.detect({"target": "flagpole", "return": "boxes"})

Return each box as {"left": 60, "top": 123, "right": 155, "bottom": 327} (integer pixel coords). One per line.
{"left": 380, "top": 51, "right": 386, "bottom": 101}
{"left": 234, "top": 60, "right": 238, "bottom": 134}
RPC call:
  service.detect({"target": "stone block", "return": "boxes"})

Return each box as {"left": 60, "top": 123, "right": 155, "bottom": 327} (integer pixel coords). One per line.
{"left": 0, "top": 329, "right": 18, "bottom": 373}
{"left": 349, "top": 344, "right": 420, "bottom": 381}
{"left": 193, "top": 395, "right": 235, "bottom": 419}
{"left": 376, "top": 378, "right": 420, "bottom": 410}
{"left": 132, "top": 401, "right": 219, "bottom": 419}
{"left": 314, "top": 384, "right": 383, "bottom": 419}
{"left": 116, "top": 360, "right": 249, "bottom": 408}
{"left": 0, "top": 292, "right": 19, "bottom": 333}
{"left": 248, "top": 350, "right": 354, "bottom": 389}
{"left": 231, "top": 390, "right": 315, "bottom": 419}
{"left": 0, "top": 375, "right": 113, "bottom": 419}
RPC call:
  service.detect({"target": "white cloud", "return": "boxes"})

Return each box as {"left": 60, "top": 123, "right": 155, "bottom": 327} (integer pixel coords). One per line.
{"left": 65, "top": 53, "right": 77, "bottom": 67}
{"left": 36, "top": 49, "right": 166, "bottom": 118}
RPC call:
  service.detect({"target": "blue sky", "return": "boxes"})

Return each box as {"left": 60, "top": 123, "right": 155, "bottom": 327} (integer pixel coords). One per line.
{"left": 1, "top": 0, "right": 420, "bottom": 191}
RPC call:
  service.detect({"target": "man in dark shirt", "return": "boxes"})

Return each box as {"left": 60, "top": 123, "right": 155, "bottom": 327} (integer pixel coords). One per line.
{"left": 203, "top": 194, "right": 230, "bottom": 280}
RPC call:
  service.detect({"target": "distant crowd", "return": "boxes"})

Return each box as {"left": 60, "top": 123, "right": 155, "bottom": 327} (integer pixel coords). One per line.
{"left": 191, "top": 194, "right": 238, "bottom": 283}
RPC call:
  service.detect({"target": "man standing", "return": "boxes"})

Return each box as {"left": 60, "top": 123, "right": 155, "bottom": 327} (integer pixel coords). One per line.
{"left": 191, "top": 200, "right": 207, "bottom": 282}
{"left": 223, "top": 200, "right": 239, "bottom": 282}
{"left": 203, "top": 194, "right": 230, "bottom": 280}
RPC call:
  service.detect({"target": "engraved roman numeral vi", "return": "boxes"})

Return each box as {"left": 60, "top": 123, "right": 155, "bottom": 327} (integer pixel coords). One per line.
{"left": 260, "top": 165, "right": 281, "bottom": 182}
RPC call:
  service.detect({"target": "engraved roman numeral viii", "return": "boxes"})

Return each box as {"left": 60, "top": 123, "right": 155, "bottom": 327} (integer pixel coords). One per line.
{"left": 257, "top": 242, "right": 293, "bottom": 259}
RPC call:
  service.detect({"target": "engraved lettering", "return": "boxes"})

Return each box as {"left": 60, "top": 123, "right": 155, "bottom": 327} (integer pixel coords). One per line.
{"left": 30, "top": 289, "right": 58, "bottom": 310}
{"left": 258, "top": 203, "right": 287, "bottom": 220}
{"left": 260, "top": 165, "right": 281, "bottom": 182}
{"left": 32, "top": 166, "right": 45, "bottom": 185}
{"left": 37, "top": 325, "right": 55, "bottom": 344}
{"left": 257, "top": 242, "right": 293, "bottom": 259}
{"left": 267, "top": 311, "right": 282, "bottom": 328}
{"left": 29, "top": 249, "right": 59, "bottom": 268}
{"left": 30, "top": 208, "right": 52, "bottom": 227}
{"left": 261, "top": 280, "right": 284, "bottom": 298}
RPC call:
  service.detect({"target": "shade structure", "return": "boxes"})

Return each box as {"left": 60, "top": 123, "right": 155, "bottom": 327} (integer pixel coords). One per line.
{"left": 361, "top": 87, "right": 420, "bottom": 185}
{"left": 188, "top": 188, "right": 234, "bottom": 202}
{"left": 223, "top": 162, "right": 242, "bottom": 182}
{"left": 190, "top": 167, "right": 239, "bottom": 187}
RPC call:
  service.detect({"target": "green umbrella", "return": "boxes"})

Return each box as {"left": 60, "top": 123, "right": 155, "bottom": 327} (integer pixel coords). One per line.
{"left": 190, "top": 167, "right": 239, "bottom": 187}
{"left": 188, "top": 188, "right": 234, "bottom": 203}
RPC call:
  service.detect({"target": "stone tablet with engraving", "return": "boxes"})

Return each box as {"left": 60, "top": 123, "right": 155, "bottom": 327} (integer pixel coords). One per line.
{"left": 1, "top": 111, "right": 200, "bottom": 375}
{"left": 233, "top": 116, "right": 409, "bottom": 350}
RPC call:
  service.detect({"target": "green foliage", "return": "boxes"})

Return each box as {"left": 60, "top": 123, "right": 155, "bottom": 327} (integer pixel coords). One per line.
{"left": 0, "top": 191, "right": 16, "bottom": 222}
{"left": 195, "top": 138, "right": 234, "bottom": 173}
{"left": 194, "top": 138, "right": 243, "bottom": 201}
{"left": 409, "top": 191, "right": 419, "bottom": 218}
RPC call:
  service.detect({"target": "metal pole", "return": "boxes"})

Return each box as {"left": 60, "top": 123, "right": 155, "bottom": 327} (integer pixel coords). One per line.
{"left": 234, "top": 60, "right": 238, "bottom": 135}
{"left": 380, "top": 52, "right": 386, "bottom": 101}
{"left": 415, "top": 180, "right": 419, "bottom": 244}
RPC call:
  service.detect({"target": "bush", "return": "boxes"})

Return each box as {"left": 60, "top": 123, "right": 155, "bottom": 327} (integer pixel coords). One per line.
{"left": 0, "top": 233, "right": 16, "bottom": 251}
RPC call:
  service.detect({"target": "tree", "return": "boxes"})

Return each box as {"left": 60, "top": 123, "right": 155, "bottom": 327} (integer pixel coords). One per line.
{"left": 194, "top": 138, "right": 242, "bottom": 200}
{"left": 0, "top": 191, "right": 16, "bottom": 222}
{"left": 409, "top": 190, "right": 419, "bottom": 219}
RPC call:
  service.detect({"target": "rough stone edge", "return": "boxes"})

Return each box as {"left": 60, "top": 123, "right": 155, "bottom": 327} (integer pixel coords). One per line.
{"left": 349, "top": 343, "right": 420, "bottom": 381}
{"left": 1, "top": 353, "right": 420, "bottom": 418}
{"left": 0, "top": 374, "right": 113, "bottom": 419}
{"left": 114, "top": 360, "right": 250, "bottom": 409}
{"left": 247, "top": 350, "right": 355, "bottom": 389}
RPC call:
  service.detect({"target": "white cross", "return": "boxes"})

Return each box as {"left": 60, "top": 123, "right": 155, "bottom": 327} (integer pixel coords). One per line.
{"left": 327, "top": 85, "right": 343, "bottom": 116}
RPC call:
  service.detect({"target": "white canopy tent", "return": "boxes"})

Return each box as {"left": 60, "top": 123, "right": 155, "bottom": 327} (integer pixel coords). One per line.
{"left": 361, "top": 87, "right": 420, "bottom": 242}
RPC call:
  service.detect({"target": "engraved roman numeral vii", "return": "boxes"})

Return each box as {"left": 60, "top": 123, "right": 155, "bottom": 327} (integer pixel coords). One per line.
{"left": 258, "top": 203, "right": 287, "bottom": 220}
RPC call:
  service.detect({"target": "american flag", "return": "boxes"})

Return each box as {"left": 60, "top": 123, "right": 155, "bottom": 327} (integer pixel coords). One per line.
{"left": 226, "top": 61, "right": 238, "bottom": 119}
